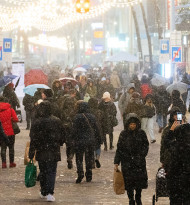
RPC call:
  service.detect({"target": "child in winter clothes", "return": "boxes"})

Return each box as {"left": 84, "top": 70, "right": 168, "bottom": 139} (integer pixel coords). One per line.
{"left": 141, "top": 94, "right": 156, "bottom": 143}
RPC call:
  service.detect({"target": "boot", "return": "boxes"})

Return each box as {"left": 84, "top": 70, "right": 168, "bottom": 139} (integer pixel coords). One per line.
{"left": 76, "top": 175, "right": 84, "bottom": 184}
{"left": 129, "top": 199, "right": 135, "bottom": 205}
{"left": 158, "top": 127, "right": 163, "bottom": 133}
{"left": 110, "top": 142, "right": 114, "bottom": 150}
{"left": 2, "top": 162, "right": 7, "bottom": 168}
{"left": 10, "top": 162, "right": 16, "bottom": 168}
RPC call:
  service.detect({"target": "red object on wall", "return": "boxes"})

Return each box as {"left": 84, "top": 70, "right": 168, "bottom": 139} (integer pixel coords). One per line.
{"left": 24, "top": 69, "right": 48, "bottom": 86}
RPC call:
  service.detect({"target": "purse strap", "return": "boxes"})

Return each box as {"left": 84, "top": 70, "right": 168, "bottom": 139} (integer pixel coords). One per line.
{"left": 82, "top": 114, "right": 94, "bottom": 134}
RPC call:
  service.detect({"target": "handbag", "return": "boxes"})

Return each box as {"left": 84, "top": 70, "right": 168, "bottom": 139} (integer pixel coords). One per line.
{"left": 25, "top": 160, "right": 37, "bottom": 188}
{"left": 113, "top": 169, "right": 125, "bottom": 195}
{"left": 12, "top": 121, "right": 20, "bottom": 135}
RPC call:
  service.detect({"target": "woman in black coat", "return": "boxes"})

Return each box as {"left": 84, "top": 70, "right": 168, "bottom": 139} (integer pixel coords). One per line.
{"left": 72, "top": 102, "right": 101, "bottom": 183}
{"left": 114, "top": 113, "right": 149, "bottom": 205}
{"left": 165, "top": 123, "right": 190, "bottom": 205}
{"left": 29, "top": 101, "right": 65, "bottom": 202}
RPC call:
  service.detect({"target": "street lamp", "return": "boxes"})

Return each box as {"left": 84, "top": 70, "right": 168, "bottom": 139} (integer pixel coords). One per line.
{"left": 75, "top": 0, "right": 90, "bottom": 13}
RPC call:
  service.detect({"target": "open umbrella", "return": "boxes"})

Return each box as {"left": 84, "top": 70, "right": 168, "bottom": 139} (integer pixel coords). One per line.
{"left": 151, "top": 74, "right": 167, "bottom": 87}
{"left": 59, "top": 77, "right": 78, "bottom": 87}
{"left": 166, "top": 82, "right": 188, "bottom": 94}
{"left": 23, "top": 84, "right": 50, "bottom": 96}
{"left": 0, "top": 76, "right": 12, "bottom": 87}
{"left": 82, "top": 65, "right": 91, "bottom": 70}
{"left": 24, "top": 69, "right": 48, "bottom": 86}
{"left": 74, "top": 67, "right": 87, "bottom": 72}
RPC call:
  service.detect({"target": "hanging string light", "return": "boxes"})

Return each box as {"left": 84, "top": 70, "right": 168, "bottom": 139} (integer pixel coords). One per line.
{"left": 0, "top": 0, "right": 141, "bottom": 32}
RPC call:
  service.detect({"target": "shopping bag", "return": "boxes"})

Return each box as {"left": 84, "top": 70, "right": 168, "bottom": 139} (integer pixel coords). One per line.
{"left": 113, "top": 169, "right": 125, "bottom": 195}
{"left": 25, "top": 160, "right": 37, "bottom": 188}
{"left": 24, "top": 142, "right": 36, "bottom": 165}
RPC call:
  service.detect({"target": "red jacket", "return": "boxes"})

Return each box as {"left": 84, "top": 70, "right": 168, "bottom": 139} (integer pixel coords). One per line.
{"left": 0, "top": 102, "right": 18, "bottom": 136}
{"left": 141, "top": 84, "right": 152, "bottom": 99}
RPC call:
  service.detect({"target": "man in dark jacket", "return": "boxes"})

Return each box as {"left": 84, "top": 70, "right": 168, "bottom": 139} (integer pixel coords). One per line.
{"left": 72, "top": 102, "right": 101, "bottom": 183}
{"left": 29, "top": 101, "right": 65, "bottom": 202}
{"left": 163, "top": 119, "right": 190, "bottom": 204}
{"left": 114, "top": 113, "right": 149, "bottom": 205}
{"left": 23, "top": 94, "right": 34, "bottom": 130}
{"left": 153, "top": 86, "right": 171, "bottom": 133}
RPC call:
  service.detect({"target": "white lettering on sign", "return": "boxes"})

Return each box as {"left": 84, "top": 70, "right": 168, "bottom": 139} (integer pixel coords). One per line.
{"left": 162, "top": 44, "right": 168, "bottom": 50}
{"left": 5, "top": 42, "right": 11, "bottom": 49}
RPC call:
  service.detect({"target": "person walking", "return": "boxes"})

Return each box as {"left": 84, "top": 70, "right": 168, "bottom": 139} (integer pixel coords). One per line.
{"left": 141, "top": 94, "right": 156, "bottom": 143}
{"left": 0, "top": 96, "right": 18, "bottom": 168}
{"left": 162, "top": 111, "right": 190, "bottom": 204}
{"left": 153, "top": 86, "right": 171, "bottom": 133}
{"left": 110, "top": 70, "right": 121, "bottom": 100}
{"left": 72, "top": 102, "right": 101, "bottom": 183}
{"left": 29, "top": 101, "right": 65, "bottom": 202}
{"left": 98, "top": 92, "right": 117, "bottom": 151}
{"left": 23, "top": 94, "right": 34, "bottom": 130}
{"left": 114, "top": 113, "right": 149, "bottom": 205}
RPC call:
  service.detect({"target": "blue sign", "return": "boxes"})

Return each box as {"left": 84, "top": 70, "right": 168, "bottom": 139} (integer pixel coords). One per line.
{"left": 172, "top": 46, "right": 182, "bottom": 62}
{"left": 94, "top": 45, "right": 103, "bottom": 51}
{"left": 3, "top": 38, "right": 12, "bottom": 52}
{"left": 0, "top": 46, "right": 2, "bottom": 61}
{"left": 160, "top": 39, "right": 169, "bottom": 54}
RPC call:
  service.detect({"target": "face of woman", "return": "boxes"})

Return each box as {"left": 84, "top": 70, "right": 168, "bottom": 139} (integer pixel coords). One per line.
{"left": 41, "top": 93, "right": 46, "bottom": 100}
{"left": 129, "top": 123, "right": 137, "bottom": 131}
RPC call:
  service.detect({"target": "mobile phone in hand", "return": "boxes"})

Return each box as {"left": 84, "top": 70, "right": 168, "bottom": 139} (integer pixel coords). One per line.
{"left": 177, "top": 112, "right": 182, "bottom": 124}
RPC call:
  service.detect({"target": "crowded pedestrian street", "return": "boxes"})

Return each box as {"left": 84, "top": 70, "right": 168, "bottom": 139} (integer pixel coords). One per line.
{"left": 1, "top": 105, "right": 189, "bottom": 205}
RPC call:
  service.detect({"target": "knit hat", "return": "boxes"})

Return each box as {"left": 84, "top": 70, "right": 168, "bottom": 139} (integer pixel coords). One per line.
{"left": 42, "top": 89, "right": 53, "bottom": 98}
{"left": 102, "top": 92, "right": 111, "bottom": 99}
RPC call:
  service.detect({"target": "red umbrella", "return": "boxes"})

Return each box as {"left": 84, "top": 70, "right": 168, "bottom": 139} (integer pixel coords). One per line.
{"left": 59, "top": 77, "right": 78, "bottom": 87}
{"left": 25, "top": 69, "right": 48, "bottom": 86}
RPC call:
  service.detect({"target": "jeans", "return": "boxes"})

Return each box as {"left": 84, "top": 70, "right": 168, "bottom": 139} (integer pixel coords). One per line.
{"left": 75, "top": 146, "right": 94, "bottom": 179}
{"left": 1, "top": 135, "right": 15, "bottom": 163}
{"left": 156, "top": 114, "right": 167, "bottom": 128}
{"left": 141, "top": 117, "right": 155, "bottom": 141}
{"left": 38, "top": 161, "right": 57, "bottom": 196}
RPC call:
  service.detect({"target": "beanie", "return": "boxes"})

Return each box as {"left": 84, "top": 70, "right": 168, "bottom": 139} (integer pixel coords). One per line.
{"left": 102, "top": 92, "right": 111, "bottom": 99}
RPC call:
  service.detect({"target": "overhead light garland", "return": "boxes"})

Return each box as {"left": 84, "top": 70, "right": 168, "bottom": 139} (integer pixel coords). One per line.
{"left": 0, "top": 0, "right": 142, "bottom": 32}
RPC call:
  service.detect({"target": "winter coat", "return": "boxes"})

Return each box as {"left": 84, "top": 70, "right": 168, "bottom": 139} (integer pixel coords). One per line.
{"left": 52, "top": 80, "right": 65, "bottom": 101}
{"left": 153, "top": 88, "right": 171, "bottom": 115}
{"left": 123, "top": 97, "right": 143, "bottom": 122}
{"left": 85, "top": 85, "right": 97, "bottom": 98}
{"left": 23, "top": 94, "right": 34, "bottom": 111}
{"left": 60, "top": 97, "right": 76, "bottom": 145}
{"left": 171, "top": 90, "right": 186, "bottom": 115}
{"left": 141, "top": 84, "right": 152, "bottom": 99}
{"left": 114, "top": 113, "right": 149, "bottom": 190}
{"left": 98, "top": 100, "right": 117, "bottom": 134}
{"left": 118, "top": 83, "right": 135, "bottom": 116}
{"left": 29, "top": 115, "right": 66, "bottom": 162}
{"left": 110, "top": 71, "right": 121, "bottom": 89}
{"left": 165, "top": 124, "right": 190, "bottom": 200}
{"left": 72, "top": 102, "right": 101, "bottom": 150}
{"left": 3, "top": 84, "right": 20, "bottom": 110}
{"left": 142, "top": 104, "right": 155, "bottom": 118}
{"left": 0, "top": 102, "right": 18, "bottom": 136}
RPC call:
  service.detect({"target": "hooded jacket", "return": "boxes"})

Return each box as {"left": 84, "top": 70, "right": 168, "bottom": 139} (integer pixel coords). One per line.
{"left": 72, "top": 102, "right": 101, "bottom": 150}
{"left": 171, "top": 90, "right": 186, "bottom": 115}
{"left": 114, "top": 113, "right": 149, "bottom": 190}
{"left": 110, "top": 71, "right": 121, "bottom": 89}
{"left": 0, "top": 102, "right": 18, "bottom": 136}
{"left": 29, "top": 101, "right": 66, "bottom": 162}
